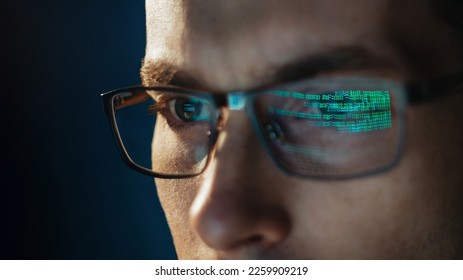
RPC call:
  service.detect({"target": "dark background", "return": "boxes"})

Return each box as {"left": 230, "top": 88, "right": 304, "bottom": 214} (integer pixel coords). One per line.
{"left": 2, "top": 0, "right": 177, "bottom": 259}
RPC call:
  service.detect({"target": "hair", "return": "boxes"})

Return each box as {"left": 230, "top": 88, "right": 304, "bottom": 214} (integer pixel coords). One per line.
{"left": 431, "top": 0, "right": 463, "bottom": 38}
{"left": 429, "top": 0, "right": 463, "bottom": 69}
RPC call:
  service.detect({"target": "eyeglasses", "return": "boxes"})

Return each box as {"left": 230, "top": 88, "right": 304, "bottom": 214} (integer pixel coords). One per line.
{"left": 101, "top": 73, "right": 463, "bottom": 179}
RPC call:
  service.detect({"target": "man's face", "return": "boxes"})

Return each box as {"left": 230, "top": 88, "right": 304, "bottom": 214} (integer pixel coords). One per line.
{"left": 143, "top": 0, "right": 463, "bottom": 259}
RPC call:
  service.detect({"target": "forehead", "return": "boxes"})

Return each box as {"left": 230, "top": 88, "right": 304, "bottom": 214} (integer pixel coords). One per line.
{"left": 144, "top": 0, "right": 450, "bottom": 90}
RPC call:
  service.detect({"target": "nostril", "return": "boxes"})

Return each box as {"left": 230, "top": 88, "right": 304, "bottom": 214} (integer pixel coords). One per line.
{"left": 191, "top": 196, "right": 292, "bottom": 252}
{"left": 228, "top": 234, "right": 265, "bottom": 249}
{"left": 248, "top": 235, "right": 263, "bottom": 243}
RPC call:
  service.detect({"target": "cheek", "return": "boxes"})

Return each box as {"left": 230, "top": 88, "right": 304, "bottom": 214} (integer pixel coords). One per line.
{"left": 155, "top": 178, "right": 198, "bottom": 225}
{"left": 288, "top": 165, "right": 449, "bottom": 259}
{"left": 151, "top": 117, "right": 216, "bottom": 258}
{"left": 155, "top": 176, "right": 205, "bottom": 258}
{"left": 286, "top": 104, "right": 463, "bottom": 258}
{"left": 151, "top": 118, "right": 209, "bottom": 174}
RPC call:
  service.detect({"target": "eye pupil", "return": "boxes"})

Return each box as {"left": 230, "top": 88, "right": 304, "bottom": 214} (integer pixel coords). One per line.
{"left": 174, "top": 98, "right": 205, "bottom": 122}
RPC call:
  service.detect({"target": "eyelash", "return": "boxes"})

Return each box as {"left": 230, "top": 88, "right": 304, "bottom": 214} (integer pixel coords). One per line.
{"left": 147, "top": 100, "right": 166, "bottom": 115}
{"left": 147, "top": 101, "right": 179, "bottom": 130}
{"left": 147, "top": 96, "right": 205, "bottom": 130}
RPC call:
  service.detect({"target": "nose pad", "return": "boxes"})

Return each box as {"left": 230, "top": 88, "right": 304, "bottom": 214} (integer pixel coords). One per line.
{"left": 264, "top": 120, "right": 285, "bottom": 142}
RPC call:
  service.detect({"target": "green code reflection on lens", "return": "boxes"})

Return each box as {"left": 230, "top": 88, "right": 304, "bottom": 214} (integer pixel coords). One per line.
{"left": 269, "top": 90, "right": 392, "bottom": 133}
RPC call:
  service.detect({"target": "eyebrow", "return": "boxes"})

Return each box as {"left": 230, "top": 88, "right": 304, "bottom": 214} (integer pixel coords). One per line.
{"left": 270, "top": 48, "right": 373, "bottom": 86}
{"left": 140, "top": 60, "right": 201, "bottom": 88}
{"left": 140, "top": 47, "right": 387, "bottom": 90}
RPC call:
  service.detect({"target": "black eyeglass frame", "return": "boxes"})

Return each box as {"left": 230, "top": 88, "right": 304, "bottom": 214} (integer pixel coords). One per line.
{"left": 101, "top": 72, "right": 463, "bottom": 179}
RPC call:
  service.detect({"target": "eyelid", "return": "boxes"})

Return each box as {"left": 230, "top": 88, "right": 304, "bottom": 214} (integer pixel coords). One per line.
{"left": 145, "top": 91, "right": 180, "bottom": 114}
{"left": 148, "top": 90, "right": 216, "bottom": 110}
{"left": 146, "top": 91, "right": 188, "bottom": 112}
{"left": 146, "top": 90, "right": 188, "bottom": 103}
{"left": 147, "top": 91, "right": 213, "bottom": 119}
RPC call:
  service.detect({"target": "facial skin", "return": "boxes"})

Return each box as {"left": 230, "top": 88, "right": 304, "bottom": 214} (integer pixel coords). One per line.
{"left": 143, "top": 0, "right": 463, "bottom": 259}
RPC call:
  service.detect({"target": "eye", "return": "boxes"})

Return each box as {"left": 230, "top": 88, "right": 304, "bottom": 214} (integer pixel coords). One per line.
{"left": 168, "top": 97, "right": 211, "bottom": 122}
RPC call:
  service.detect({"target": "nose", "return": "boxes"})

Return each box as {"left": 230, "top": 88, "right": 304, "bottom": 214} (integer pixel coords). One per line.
{"left": 189, "top": 111, "right": 291, "bottom": 253}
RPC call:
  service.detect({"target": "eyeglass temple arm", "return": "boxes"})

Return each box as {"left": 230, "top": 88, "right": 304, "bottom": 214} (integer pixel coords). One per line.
{"left": 406, "top": 70, "right": 463, "bottom": 104}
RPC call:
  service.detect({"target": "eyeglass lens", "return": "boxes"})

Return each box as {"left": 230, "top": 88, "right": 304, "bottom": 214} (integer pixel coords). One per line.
{"left": 111, "top": 77, "right": 402, "bottom": 177}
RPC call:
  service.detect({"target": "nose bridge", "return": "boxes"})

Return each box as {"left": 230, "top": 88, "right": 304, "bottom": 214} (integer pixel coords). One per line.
{"left": 189, "top": 106, "right": 291, "bottom": 252}
{"left": 211, "top": 92, "right": 259, "bottom": 165}
{"left": 210, "top": 91, "right": 276, "bottom": 188}
{"left": 214, "top": 108, "right": 258, "bottom": 175}
{"left": 219, "top": 92, "right": 263, "bottom": 153}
